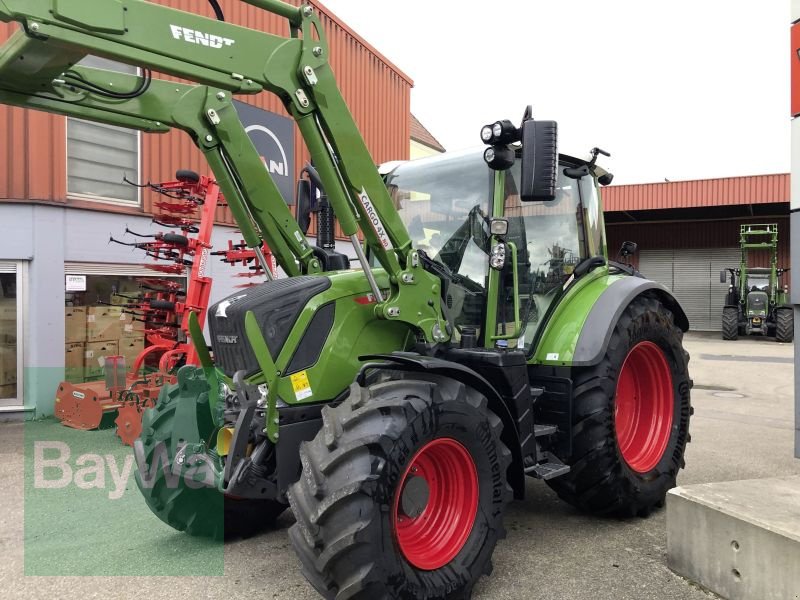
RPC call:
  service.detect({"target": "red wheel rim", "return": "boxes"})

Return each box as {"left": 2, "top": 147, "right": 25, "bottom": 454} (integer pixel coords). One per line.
{"left": 614, "top": 341, "right": 674, "bottom": 473}
{"left": 392, "top": 437, "right": 478, "bottom": 570}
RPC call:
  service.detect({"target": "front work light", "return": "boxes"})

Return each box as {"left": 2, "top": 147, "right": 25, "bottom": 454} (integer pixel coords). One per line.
{"left": 480, "top": 120, "right": 520, "bottom": 145}
{"left": 490, "top": 218, "right": 509, "bottom": 236}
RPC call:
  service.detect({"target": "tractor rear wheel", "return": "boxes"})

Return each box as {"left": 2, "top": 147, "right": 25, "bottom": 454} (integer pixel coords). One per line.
{"left": 722, "top": 306, "right": 739, "bottom": 340}
{"left": 775, "top": 308, "right": 794, "bottom": 343}
{"left": 288, "top": 372, "right": 512, "bottom": 600}
{"left": 546, "top": 295, "right": 692, "bottom": 517}
{"left": 135, "top": 377, "right": 286, "bottom": 539}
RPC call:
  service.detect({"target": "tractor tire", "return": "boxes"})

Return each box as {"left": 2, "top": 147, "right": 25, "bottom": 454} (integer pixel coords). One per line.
{"left": 722, "top": 306, "right": 739, "bottom": 340}
{"left": 775, "top": 308, "right": 794, "bottom": 343}
{"left": 288, "top": 372, "right": 512, "bottom": 600}
{"left": 134, "top": 380, "right": 286, "bottom": 539}
{"left": 546, "top": 294, "right": 692, "bottom": 517}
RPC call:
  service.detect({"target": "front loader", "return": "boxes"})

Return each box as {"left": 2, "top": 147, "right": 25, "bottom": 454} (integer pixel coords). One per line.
{"left": 0, "top": 1, "right": 692, "bottom": 597}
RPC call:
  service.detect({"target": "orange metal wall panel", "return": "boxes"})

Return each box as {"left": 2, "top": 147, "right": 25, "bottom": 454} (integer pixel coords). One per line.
{"left": 0, "top": 21, "right": 67, "bottom": 202}
{"left": 0, "top": 3, "right": 411, "bottom": 225}
{"left": 602, "top": 174, "right": 789, "bottom": 212}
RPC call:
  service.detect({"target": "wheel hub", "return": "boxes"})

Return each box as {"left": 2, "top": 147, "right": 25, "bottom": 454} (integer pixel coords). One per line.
{"left": 614, "top": 341, "right": 674, "bottom": 473}
{"left": 392, "top": 437, "right": 478, "bottom": 571}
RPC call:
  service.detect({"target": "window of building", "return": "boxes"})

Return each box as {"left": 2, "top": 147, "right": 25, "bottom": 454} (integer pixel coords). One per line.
{"left": 66, "top": 56, "right": 140, "bottom": 205}
{"left": 64, "top": 265, "right": 185, "bottom": 383}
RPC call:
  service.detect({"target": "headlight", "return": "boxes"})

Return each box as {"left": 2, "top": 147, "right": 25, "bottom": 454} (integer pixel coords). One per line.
{"left": 484, "top": 145, "right": 515, "bottom": 170}
{"left": 490, "top": 243, "right": 507, "bottom": 270}
{"left": 480, "top": 125, "right": 494, "bottom": 143}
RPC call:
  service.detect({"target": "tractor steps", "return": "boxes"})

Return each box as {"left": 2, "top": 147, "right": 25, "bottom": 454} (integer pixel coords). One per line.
{"left": 534, "top": 424, "right": 558, "bottom": 437}
{"left": 524, "top": 452, "right": 570, "bottom": 480}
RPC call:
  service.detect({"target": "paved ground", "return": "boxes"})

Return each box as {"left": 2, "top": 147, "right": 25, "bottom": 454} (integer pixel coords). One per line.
{"left": 1, "top": 331, "right": 798, "bottom": 599}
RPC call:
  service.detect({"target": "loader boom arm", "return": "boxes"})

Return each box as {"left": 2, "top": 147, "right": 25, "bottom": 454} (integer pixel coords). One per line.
{"left": 0, "top": 0, "right": 443, "bottom": 339}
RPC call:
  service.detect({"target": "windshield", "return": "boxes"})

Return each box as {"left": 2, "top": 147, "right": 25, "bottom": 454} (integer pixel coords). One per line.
{"left": 747, "top": 275, "right": 769, "bottom": 292}
{"left": 385, "top": 151, "right": 492, "bottom": 333}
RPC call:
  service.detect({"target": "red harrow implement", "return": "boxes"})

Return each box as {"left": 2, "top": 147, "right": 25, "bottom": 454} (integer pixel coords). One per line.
{"left": 55, "top": 171, "right": 275, "bottom": 445}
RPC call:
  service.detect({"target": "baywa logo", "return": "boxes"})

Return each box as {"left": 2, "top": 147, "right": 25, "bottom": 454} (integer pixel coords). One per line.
{"left": 170, "top": 24, "right": 235, "bottom": 49}
{"left": 32, "top": 440, "right": 218, "bottom": 500}
{"left": 245, "top": 124, "right": 290, "bottom": 178}
{"left": 359, "top": 188, "right": 394, "bottom": 250}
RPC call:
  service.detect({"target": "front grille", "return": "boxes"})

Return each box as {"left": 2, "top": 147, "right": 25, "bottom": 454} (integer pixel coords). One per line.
{"left": 208, "top": 276, "right": 331, "bottom": 376}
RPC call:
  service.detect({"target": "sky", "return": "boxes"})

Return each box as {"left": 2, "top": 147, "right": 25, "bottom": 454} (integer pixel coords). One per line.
{"left": 319, "top": 0, "right": 790, "bottom": 185}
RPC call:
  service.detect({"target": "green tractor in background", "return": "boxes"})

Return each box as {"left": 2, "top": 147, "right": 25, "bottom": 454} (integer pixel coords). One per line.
{"left": 721, "top": 224, "right": 793, "bottom": 342}
{"left": 0, "top": 1, "right": 693, "bottom": 597}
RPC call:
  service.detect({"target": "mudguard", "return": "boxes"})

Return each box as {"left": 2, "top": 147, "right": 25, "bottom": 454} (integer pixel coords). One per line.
{"left": 534, "top": 273, "right": 689, "bottom": 368}
{"left": 573, "top": 276, "right": 689, "bottom": 366}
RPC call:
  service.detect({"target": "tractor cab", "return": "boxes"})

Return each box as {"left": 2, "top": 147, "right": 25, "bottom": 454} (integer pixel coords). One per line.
{"left": 383, "top": 148, "right": 607, "bottom": 351}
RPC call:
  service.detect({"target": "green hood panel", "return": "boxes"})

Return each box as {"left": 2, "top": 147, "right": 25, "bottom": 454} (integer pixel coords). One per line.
{"left": 268, "top": 270, "right": 413, "bottom": 404}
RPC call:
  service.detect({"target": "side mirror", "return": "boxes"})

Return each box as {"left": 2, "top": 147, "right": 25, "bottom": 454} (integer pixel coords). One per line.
{"left": 296, "top": 179, "right": 313, "bottom": 235}
{"left": 520, "top": 119, "right": 558, "bottom": 201}
{"left": 719, "top": 270, "right": 727, "bottom": 284}
{"left": 619, "top": 241, "right": 638, "bottom": 258}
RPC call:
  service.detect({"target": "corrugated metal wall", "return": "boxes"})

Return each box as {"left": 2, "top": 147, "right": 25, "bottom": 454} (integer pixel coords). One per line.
{"left": 607, "top": 217, "right": 791, "bottom": 286}
{"left": 638, "top": 247, "right": 740, "bottom": 331}
{"left": 602, "top": 174, "right": 789, "bottom": 211}
{"left": 0, "top": 104, "right": 67, "bottom": 202}
{"left": 0, "top": 1, "right": 411, "bottom": 233}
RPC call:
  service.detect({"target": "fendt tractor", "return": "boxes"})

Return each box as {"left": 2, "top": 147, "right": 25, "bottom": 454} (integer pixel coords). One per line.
{"left": 721, "top": 224, "right": 793, "bottom": 342}
{"left": 0, "top": 1, "right": 692, "bottom": 597}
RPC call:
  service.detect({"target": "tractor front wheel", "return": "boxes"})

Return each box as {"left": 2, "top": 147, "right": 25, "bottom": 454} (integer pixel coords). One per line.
{"left": 546, "top": 295, "right": 692, "bottom": 517}
{"left": 288, "top": 372, "right": 512, "bottom": 600}
{"left": 775, "top": 308, "right": 794, "bottom": 343}
{"left": 722, "top": 306, "right": 739, "bottom": 340}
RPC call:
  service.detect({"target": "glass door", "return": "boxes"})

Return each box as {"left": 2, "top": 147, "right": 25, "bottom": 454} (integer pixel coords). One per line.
{"left": 0, "top": 261, "right": 23, "bottom": 407}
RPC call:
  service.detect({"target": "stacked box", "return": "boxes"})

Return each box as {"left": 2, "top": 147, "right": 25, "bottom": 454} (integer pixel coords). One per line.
{"left": 0, "top": 297, "right": 15, "bottom": 318}
{"left": 0, "top": 321, "right": 15, "bottom": 345}
{"left": 64, "top": 342, "right": 85, "bottom": 383}
{"left": 0, "top": 344, "right": 16, "bottom": 385}
{"left": 65, "top": 306, "right": 87, "bottom": 343}
{"left": 83, "top": 340, "right": 119, "bottom": 380}
{"left": 87, "top": 306, "right": 132, "bottom": 342}
{"left": 118, "top": 336, "right": 145, "bottom": 373}
{"left": 0, "top": 298, "right": 15, "bottom": 345}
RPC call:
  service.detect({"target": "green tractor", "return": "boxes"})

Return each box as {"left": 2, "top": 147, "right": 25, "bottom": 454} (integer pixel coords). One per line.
{"left": 0, "top": 1, "right": 692, "bottom": 597}
{"left": 721, "top": 224, "right": 793, "bottom": 342}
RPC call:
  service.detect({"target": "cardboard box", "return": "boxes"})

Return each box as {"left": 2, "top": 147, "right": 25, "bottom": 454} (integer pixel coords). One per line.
{"left": 0, "top": 297, "right": 16, "bottom": 319}
{"left": 120, "top": 319, "right": 139, "bottom": 338}
{"left": 0, "top": 319, "right": 16, "bottom": 345}
{"left": 118, "top": 336, "right": 145, "bottom": 372}
{"left": 87, "top": 307, "right": 131, "bottom": 342}
{"left": 83, "top": 340, "right": 119, "bottom": 380}
{"left": 65, "top": 306, "right": 87, "bottom": 343}
{"left": 0, "top": 344, "right": 16, "bottom": 385}
{"left": 0, "top": 383, "right": 16, "bottom": 400}
{"left": 65, "top": 342, "right": 85, "bottom": 383}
